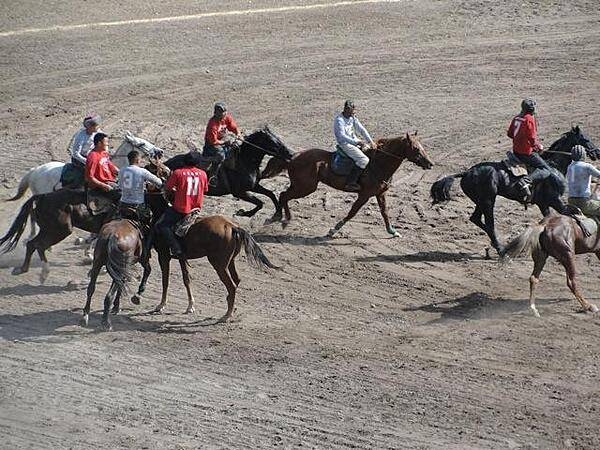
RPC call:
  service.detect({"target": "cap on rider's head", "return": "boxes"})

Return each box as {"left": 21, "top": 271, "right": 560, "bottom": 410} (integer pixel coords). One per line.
{"left": 214, "top": 102, "right": 227, "bottom": 113}
{"left": 521, "top": 98, "right": 536, "bottom": 114}
{"left": 83, "top": 113, "right": 101, "bottom": 127}
{"left": 571, "top": 144, "right": 586, "bottom": 161}
{"left": 344, "top": 100, "right": 355, "bottom": 110}
{"left": 93, "top": 132, "right": 108, "bottom": 146}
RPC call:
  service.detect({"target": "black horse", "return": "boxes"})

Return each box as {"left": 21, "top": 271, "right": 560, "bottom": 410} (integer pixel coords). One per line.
{"left": 165, "top": 126, "right": 294, "bottom": 218}
{"left": 430, "top": 126, "right": 600, "bottom": 254}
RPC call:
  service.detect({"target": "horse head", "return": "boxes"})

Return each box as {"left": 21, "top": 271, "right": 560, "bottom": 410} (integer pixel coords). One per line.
{"left": 243, "top": 126, "right": 295, "bottom": 161}
{"left": 551, "top": 126, "right": 600, "bottom": 161}
{"left": 379, "top": 132, "right": 433, "bottom": 169}
{"left": 120, "top": 131, "right": 165, "bottom": 159}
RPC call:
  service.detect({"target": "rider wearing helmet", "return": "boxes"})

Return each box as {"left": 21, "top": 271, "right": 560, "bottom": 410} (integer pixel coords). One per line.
{"left": 566, "top": 144, "right": 600, "bottom": 218}
{"left": 203, "top": 102, "right": 242, "bottom": 186}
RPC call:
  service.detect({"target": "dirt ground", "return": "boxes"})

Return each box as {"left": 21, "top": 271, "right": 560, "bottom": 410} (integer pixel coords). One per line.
{"left": 1, "top": 0, "right": 600, "bottom": 448}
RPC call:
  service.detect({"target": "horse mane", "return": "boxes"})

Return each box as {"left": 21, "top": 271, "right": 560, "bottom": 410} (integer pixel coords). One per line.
{"left": 376, "top": 135, "right": 408, "bottom": 151}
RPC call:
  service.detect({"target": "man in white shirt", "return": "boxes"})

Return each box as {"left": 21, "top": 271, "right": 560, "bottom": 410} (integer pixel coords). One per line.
{"left": 68, "top": 113, "right": 102, "bottom": 165}
{"left": 567, "top": 144, "right": 600, "bottom": 218}
{"left": 333, "top": 100, "right": 376, "bottom": 191}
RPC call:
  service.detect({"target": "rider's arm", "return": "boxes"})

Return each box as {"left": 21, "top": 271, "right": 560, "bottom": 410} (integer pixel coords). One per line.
{"left": 334, "top": 116, "right": 358, "bottom": 145}
{"left": 142, "top": 168, "right": 163, "bottom": 189}
{"left": 205, "top": 120, "right": 224, "bottom": 146}
{"left": 586, "top": 163, "right": 600, "bottom": 179}
{"left": 226, "top": 114, "right": 239, "bottom": 136}
{"left": 69, "top": 132, "right": 87, "bottom": 164}
{"left": 525, "top": 115, "right": 542, "bottom": 150}
{"left": 354, "top": 117, "right": 375, "bottom": 146}
{"left": 507, "top": 118, "right": 515, "bottom": 139}
{"left": 108, "top": 160, "right": 119, "bottom": 177}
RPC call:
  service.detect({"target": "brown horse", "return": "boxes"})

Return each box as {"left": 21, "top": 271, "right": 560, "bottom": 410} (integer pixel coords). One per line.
{"left": 500, "top": 210, "right": 600, "bottom": 317}
{"left": 81, "top": 219, "right": 147, "bottom": 331}
{"left": 260, "top": 133, "right": 433, "bottom": 237}
{"left": 145, "top": 193, "right": 277, "bottom": 323}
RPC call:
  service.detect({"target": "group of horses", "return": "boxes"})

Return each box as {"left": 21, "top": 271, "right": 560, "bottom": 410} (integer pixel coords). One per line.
{"left": 1, "top": 127, "right": 433, "bottom": 330}
{"left": 3, "top": 124, "right": 600, "bottom": 326}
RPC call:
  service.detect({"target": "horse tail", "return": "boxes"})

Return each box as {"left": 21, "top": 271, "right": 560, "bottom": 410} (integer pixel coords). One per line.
{"left": 260, "top": 157, "right": 289, "bottom": 180}
{"left": 499, "top": 223, "right": 545, "bottom": 263}
{"left": 106, "top": 234, "right": 135, "bottom": 293}
{"left": 430, "top": 173, "right": 464, "bottom": 204}
{"left": 6, "top": 168, "right": 34, "bottom": 201}
{"left": 233, "top": 227, "right": 278, "bottom": 270}
{"left": 0, "top": 195, "right": 37, "bottom": 253}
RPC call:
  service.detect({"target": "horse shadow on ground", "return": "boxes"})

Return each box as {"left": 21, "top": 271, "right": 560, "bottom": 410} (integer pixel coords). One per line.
{"left": 402, "top": 292, "right": 572, "bottom": 324}
{"left": 357, "top": 251, "right": 487, "bottom": 264}
{"left": 0, "top": 283, "right": 83, "bottom": 297}
{"left": 252, "top": 232, "right": 352, "bottom": 247}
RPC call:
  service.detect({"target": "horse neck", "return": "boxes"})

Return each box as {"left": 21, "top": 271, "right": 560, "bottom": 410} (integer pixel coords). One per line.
{"left": 239, "top": 142, "right": 265, "bottom": 168}
{"left": 370, "top": 142, "right": 406, "bottom": 177}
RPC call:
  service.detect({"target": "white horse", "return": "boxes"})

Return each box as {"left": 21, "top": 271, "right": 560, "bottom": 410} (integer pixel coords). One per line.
{"left": 5, "top": 132, "right": 165, "bottom": 244}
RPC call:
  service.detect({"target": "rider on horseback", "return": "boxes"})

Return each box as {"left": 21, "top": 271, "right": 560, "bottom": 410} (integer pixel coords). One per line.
{"left": 203, "top": 102, "right": 242, "bottom": 186}
{"left": 118, "top": 149, "right": 164, "bottom": 227}
{"left": 334, "top": 100, "right": 376, "bottom": 191}
{"left": 63, "top": 113, "right": 102, "bottom": 188}
{"left": 155, "top": 152, "right": 208, "bottom": 258}
{"left": 566, "top": 144, "right": 600, "bottom": 220}
{"left": 85, "top": 132, "right": 120, "bottom": 203}
{"left": 507, "top": 98, "right": 551, "bottom": 201}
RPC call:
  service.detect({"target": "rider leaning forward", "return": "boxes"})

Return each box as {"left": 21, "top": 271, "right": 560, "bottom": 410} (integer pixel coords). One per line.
{"left": 203, "top": 102, "right": 242, "bottom": 185}
{"left": 334, "top": 100, "right": 376, "bottom": 191}
{"left": 85, "top": 132, "right": 120, "bottom": 202}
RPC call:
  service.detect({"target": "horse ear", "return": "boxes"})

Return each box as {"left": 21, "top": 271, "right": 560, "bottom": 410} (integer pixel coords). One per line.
{"left": 414, "top": 130, "right": 418, "bottom": 136}
{"left": 406, "top": 132, "right": 410, "bottom": 140}
{"left": 575, "top": 125, "right": 581, "bottom": 134}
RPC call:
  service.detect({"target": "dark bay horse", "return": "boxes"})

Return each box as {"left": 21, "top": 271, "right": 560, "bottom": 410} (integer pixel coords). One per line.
{"left": 143, "top": 194, "right": 277, "bottom": 323}
{"left": 165, "top": 126, "right": 294, "bottom": 218}
{"left": 0, "top": 190, "right": 112, "bottom": 283}
{"left": 81, "top": 219, "right": 146, "bottom": 331}
{"left": 260, "top": 133, "right": 434, "bottom": 237}
{"left": 430, "top": 126, "right": 599, "bottom": 254}
{"left": 500, "top": 211, "right": 600, "bottom": 317}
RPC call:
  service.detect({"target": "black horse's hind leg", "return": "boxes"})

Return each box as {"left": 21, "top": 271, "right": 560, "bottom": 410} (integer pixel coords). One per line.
{"left": 102, "top": 281, "right": 118, "bottom": 331}
{"left": 469, "top": 205, "right": 485, "bottom": 229}
{"left": 481, "top": 200, "right": 504, "bottom": 254}
{"left": 132, "top": 250, "right": 152, "bottom": 305}
{"left": 251, "top": 183, "right": 281, "bottom": 219}
{"left": 111, "top": 290, "right": 122, "bottom": 315}
{"left": 234, "top": 191, "right": 264, "bottom": 217}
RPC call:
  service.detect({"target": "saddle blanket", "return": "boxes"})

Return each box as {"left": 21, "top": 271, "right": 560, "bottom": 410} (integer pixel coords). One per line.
{"left": 331, "top": 145, "right": 354, "bottom": 176}
{"left": 174, "top": 208, "right": 203, "bottom": 237}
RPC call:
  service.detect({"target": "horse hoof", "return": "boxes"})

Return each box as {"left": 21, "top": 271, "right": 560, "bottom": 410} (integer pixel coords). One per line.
{"left": 131, "top": 295, "right": 141, "bottom": 305}
{"left": 12, "top": 267, "right": 24, "bottom": 276}
{"left": 216, "top": 314, "right": 231, "bottom": 324}
{"left": 327, "top": 228, "right": 337, "bottom": 238}
{"left": 74, "top": 237, "right": 86, "bottom": 245}
{"left": 80, "top": 315, "right": 89, "bottom": 327}
{"left": 235, "top": 209, "right": 249, "bottom": 217}
{"left": 185, "top": 306, "right": 195, "bottom": 314}
{"left": 531, "top": 307, "right": 541, "bottom": 318}
{"left": 152, "top": 306, "right": 165, "bottom": 314}
{"left": 101, "top": 321, "right": 113, "bottom": 332}
{"left": 590, "top": 304, "right": 599, "bottom": 313}
{"left": 84, "top": 255, "right": 94, "bottom": 265}
{"left": 111, "top": 308, "right": 120, "bottom": 316}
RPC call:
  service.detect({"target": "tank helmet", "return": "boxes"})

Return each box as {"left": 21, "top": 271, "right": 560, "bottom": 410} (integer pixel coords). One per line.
{"left": 571, "top": 144, "right": 586, "bottom": 161}
{"left": 521, "top": 98, "right": 536, "bottom": 114}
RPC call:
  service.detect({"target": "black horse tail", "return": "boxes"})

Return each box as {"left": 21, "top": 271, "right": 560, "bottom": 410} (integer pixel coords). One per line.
{"left": 430, "top": 173, "right": 465, "bottom": 204}
{"left": 7, "top": 168, "right": 33, "bottom": 201}
{"left": 0, "top": 195, "right": 38, "bottom": 253}
{"left": 106, "top": 235, "right": 135, "bottom": 293}
{"left": 499, "top": 223, "right": 545, "bottom": 264}
{"left": 260, "top": 157, "right": 289, "bottom": 180}
{"left": 233, "top": 227, "right": 278, "bottom": 270}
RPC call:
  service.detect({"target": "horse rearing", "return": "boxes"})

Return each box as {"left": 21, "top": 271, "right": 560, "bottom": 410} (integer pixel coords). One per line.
{"left": 261, "top": 132, "right": 433, "bottom": 237}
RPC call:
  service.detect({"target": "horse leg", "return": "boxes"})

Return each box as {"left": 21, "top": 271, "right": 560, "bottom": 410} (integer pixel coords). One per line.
{"left": 111, "top": 290, "right": 122, "bottom": 315}
{"left": 228, "top": 259, "right": 240, "bottom": 287}
{"left": 132, "top": 251, "right": 152, "bottom": 305}
{"left": 81, "top": 257, "right": 104, "bottom": 327}
{"left": 468, "top": 204, "right": 485, "bottom": 229}
{"left": 251, "top": 183, "right": 281, "bottom": 223}
{"left": 210, "top": 255, "right": 237, "bottom": 323}
{"left": 277, "top": 179, "right": 319, "bottom": 224}
{"left": 101, "top": 281, "right": 118, "bottom": 331}
{"left": 234, "top": 191, "right": 264, "bottom": 217}
{"left": 529, "top": 248, "right": 548, "bottom": 317}
{"left": 561, "top": 254, "right": 598, "bottom": 313}
{"left": 480, "top": 200, "right": 504, "bottom": 254}
{"left": 328, "top": 194, "right": 370, "bottom": 237}
{"left": 178, "top": 258, "right": 196, "bottom": 314}
{"left": 27, "top": 215, "right": 37, "bottom": 241}
{"left": 36, "top": 248, "right": 51, "bottom": 285}
{"left": 376, "top": 192, "right": 399, "bottom": 237}
{"left": 153, "top": 253, "right": 171, "bottom": 313}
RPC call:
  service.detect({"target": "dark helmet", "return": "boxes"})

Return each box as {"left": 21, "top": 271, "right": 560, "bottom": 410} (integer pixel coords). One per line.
{"left": 521, "top": 98, "right": 536, "bottom": 114}
{"left": 184, "top": 151, "right": 201, "bottom": 167}
{"left": 214, "top": 102, "right": 227, "bottom": 113}
{"left": 571, "top": 144, "right": 586, "bottom": 161}
{"left": 344, "top": 99, "right": 355, "bottom": 110}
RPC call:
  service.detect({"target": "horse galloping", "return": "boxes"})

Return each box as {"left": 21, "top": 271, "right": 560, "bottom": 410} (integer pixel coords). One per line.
{"left": 500, "top": 211, "right": 600, "bottom": 317}
{"left": 260, "top": 132, "right": 434, "bottom": 237}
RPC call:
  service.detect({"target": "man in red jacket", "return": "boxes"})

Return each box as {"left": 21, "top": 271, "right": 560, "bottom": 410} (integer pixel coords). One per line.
{"left": 85, "top": 132, "right": 120, "bottom": 202}
{"left": 203, "top": 102, "right": 242, "bottom": 185}
{"left": 155, "top": 152, "right": 208, "bottom": 258}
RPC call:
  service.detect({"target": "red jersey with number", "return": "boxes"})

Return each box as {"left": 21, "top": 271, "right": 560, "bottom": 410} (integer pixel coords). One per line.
{"left": 165, "top": 167, "right": 208, "bottom": 214}
{"left": 204, "top": 113, "right": 239, "bottom": 145}
{"left": 507, "top": 113, "right": 540, "bottom": 156}
{"left": 85, "top": 149, "right": 118, "bottom": 187}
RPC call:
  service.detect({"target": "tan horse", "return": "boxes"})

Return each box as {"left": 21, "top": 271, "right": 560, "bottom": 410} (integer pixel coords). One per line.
{"left": 501, "top": 211, "right": 600, "bottom": 317}
{"left": 260, "top": 133, "right": 433, "bottom": 237}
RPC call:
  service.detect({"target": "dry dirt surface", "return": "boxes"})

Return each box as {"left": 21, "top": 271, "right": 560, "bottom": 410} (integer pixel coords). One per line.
{"left": 1, "top": 0, "right": 600, "bottom": 448}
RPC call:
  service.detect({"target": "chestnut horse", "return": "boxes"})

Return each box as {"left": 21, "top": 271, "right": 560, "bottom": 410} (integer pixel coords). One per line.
{"left": 143, "top": 193, "right": 277, "bottom": 323}
{"left": 260, "top": 133, "right": 433, "bottom": 237}
{"left": 500, "top": 211, "right": 600, "bottom": 317}
{"left": 81, "top": 219, "right": 147, "bottom": 331}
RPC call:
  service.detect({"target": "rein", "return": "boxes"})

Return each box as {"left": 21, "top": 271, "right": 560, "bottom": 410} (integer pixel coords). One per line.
{"left": 372, "top": 144, "right": 406, "bottom": 161}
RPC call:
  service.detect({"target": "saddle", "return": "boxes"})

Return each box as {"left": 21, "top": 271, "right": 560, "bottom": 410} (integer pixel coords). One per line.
{"left": 562, "top": 205, "right": 598, "bottom": 237}
{"left": 502, "top": 152, "right": 528, "bottom": 177}
{"left": 331, "top": 145, "right": 355, "bottom": 176}
{"left": 60, "top": 162, "right": 85, "bottom": 188}
{"left": 174, "top": 208, "right": 203, "bottom": 237}
{"left": 87, "top": 190, "right": 116, "bottom": 216}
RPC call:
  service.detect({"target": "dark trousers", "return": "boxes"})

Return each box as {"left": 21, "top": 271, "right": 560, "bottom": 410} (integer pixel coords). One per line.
{"left": 155, "top": 207, "right": 186, "bottom": 255}
{"left": 514, "top": 152, "right": 551, "bottom": 171}
{"left": 203, "top": 144, "right": 226, "bottom": 163}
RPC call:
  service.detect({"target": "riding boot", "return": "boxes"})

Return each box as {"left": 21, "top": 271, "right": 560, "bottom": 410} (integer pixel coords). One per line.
{"left": 208, "top": 162, "right": 222, "bottom": 187}
{"left": 344, "top": 165, "right": 363, "bottom": 192}
{"left": 517, "top": 176, "right": 532, "bottom": 203}
{"left": 163, "top": 228, "right": 183, "bottom": 258}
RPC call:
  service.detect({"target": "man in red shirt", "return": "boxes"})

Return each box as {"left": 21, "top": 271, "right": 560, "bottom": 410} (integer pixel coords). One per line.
{"left": 85, "top": 132, "right": 120, "bottom": 201}
{"left": 507, "top": 99, "right": 551, "bottom": 172}
{"left": 155, "top": 152, "right": 208, "bottom": 258}
{"left": 203, "top": 102, "right": 242, "bottom": 185}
